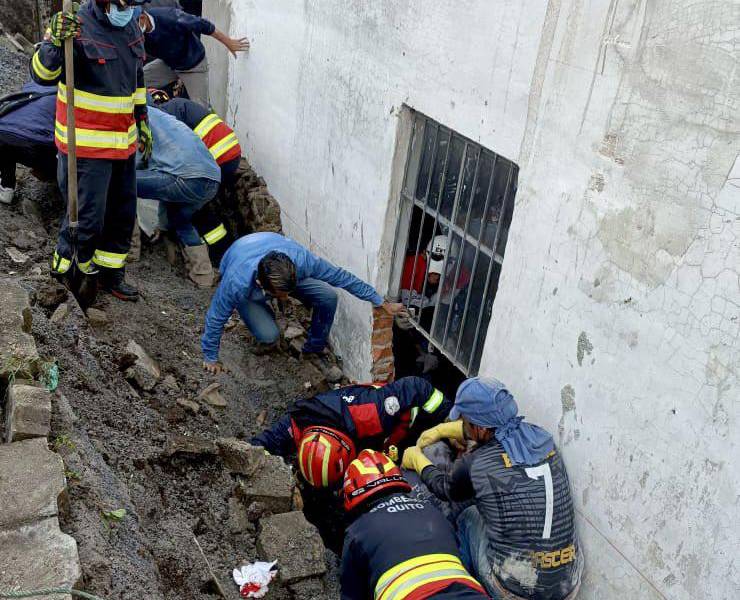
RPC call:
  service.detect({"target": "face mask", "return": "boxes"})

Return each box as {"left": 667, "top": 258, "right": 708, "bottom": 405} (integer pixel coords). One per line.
{"left": 107, "top": 3, "right": 134, "bottom": 27}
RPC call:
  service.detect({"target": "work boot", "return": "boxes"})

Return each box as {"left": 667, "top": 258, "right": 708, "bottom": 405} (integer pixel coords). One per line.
{"left": 100, "top": 267, "right": 139, "bottom": 302}
{"left": 182, "top": 244, "right": 215, "bottom": 288}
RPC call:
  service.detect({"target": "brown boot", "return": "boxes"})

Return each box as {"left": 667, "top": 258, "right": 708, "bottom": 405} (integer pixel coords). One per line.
{"left": 181, "top": 244, "right": 214, "bottom": 288}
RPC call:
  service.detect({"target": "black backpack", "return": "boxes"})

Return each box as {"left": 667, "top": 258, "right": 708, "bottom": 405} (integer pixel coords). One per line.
{"left": 0, "top": 90, "right": 56, "bottom": 119}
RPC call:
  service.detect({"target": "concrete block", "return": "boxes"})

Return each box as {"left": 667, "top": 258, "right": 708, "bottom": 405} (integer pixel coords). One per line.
{"left": 0, "top": 280, "right": 38, "bottom": 381}
{"left": 0, "top": 438, "right": 66, "bottom": 530}
{"left": 5, "top": 384, "right": 51, "bottom": 442}
{"left": 217, "top": 438, "right": 270, "bottom": 477}
{"left": 257, "top": 512, "right": 326, "bottom": 584}
{"left": 0, "top": 517, "right": 80, "bottom": 600}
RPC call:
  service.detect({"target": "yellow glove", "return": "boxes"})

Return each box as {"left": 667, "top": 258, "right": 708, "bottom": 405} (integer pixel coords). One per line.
{"left": 417, "top": 420, "right": 464, "bottom": 448}
{"left": 401, "top": 446, "right": 432, "bottom": 473}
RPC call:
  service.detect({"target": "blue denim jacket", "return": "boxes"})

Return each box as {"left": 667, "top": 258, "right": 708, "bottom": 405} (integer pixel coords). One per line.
{"left": 137, "top": 107, "right": 221, "bottom": 182}
{"left": 201, "top": 233, "right": 384, "bottom": 361}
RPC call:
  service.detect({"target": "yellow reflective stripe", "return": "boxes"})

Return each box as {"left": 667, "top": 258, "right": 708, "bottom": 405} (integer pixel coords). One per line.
{"left": 423, "top": 389, "right": 444, "bottom": 413}
{"left": 93, "top": 249, "right": 127, "bottom": 269}
{"left": 134, "top": 87, "right": 147, "bottom": 105}
{"left": 194, "top": 113, "right": 221, "bottom": 138}
{"left": 409, "top": 407, "right": 419, "bottom": 427}
{"left": 77, "top": 259, "right": 94, "bottom": 274}
{"left": 32, "top": 52, "right": 61, "bottom": 81}
{"left": 351, "top": 453, "right": 396, "bottom": 476}
{"left": 55, "top": 122, "right": 137, "bottom": 149}
{"left": 203, "top": 224, "right": 227, "bottom": 245}
{"left": 52, "top": 251, "right": 71, "bottom": 274}
{"left": 210, "top": 132, "right": 240, "bottom": 160}
{"left": 320, "top": 436, "right": 331, "bottom": 487}
{"left": 375, "top": 554, "right": 472, "bottom": 600}
{"left": 58, "top": 82, "right": 136, "bottom": 114}
{"left": 298, "top": 437, "right": 311, "bottom": 485}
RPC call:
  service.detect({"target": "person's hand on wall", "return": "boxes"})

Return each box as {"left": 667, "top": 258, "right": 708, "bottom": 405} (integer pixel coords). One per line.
{"left": 211, "top": 29, "right": 250, "bottom": 58}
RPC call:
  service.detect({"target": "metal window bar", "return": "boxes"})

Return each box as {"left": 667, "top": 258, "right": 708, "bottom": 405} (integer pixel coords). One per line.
{"left": 466, "top": 162, "right": 515, "bottom": 373}
{"left": 404, "top": 120, "right": 437, "bottom": 315}
{"left": 439, "top": 142, "right": 475, "bottom": 352}
{"left": 417, "top": 128, "right": 453, "bottom": 330}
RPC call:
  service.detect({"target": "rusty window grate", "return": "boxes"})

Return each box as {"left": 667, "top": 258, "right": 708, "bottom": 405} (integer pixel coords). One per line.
{"left": 393, "top": 110, "right": 519, "bottom": 376}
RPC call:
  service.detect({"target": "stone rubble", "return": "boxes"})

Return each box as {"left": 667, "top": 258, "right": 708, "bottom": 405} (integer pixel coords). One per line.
{"left": 4, "top": 383, "right": 51, "bottom": 443}
{"left": 257, "top": 512, "right": 327, "bottom": 584}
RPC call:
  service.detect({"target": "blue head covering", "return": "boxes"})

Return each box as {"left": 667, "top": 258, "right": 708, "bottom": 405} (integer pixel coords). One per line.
{"left": 450, "top": 377, "right": 555, "bottom": 466}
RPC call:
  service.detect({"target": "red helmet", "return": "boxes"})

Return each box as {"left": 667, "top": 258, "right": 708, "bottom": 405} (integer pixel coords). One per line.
{"left": 342, "top": 449, "right": 411, "bottom": 512}
{"left": 297, "top": 426, "right": 356, "bottom": 488}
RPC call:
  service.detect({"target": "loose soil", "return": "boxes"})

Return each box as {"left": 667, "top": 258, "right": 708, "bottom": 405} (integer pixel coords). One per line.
{"left": 0, "top": 43, "right": 339, "bottom": 600}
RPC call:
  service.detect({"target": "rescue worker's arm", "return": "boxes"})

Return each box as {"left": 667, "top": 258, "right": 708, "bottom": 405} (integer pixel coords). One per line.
{"left": 340, "top": 534, "right": 371, "bottom": 600}
{"left": 420, "top": 454, "right": 476, "bottom": 504}
{"left": 134, "top": 63, "right": 152, "bottom": 161}
{"left": 30, "top": 6, "right": 80, "bottom": 85}
{"left": 173, "top": 9, "right": 249, "bottom": 58}
{"left": 201, "top": 279, "right": 238, "bottom": 370}
{"left": 250, "top": 415, "right": 295, "bottom": 456}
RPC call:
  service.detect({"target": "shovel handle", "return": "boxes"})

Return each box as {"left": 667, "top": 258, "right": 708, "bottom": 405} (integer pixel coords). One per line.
{"left": 63, "top": 0, "right": 78, "bottom": 228}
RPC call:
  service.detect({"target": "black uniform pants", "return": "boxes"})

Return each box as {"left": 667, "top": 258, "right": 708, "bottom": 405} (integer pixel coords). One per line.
{"left": 56, "top": 154, "right": 136, "bottom": 271}
{"left": 0, "top": 135, "right": 57, "bottom": 188}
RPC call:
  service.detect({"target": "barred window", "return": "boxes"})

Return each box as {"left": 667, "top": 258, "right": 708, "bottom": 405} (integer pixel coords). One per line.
{"left": 391, "top": 111, "right": 519, "bottom": 376}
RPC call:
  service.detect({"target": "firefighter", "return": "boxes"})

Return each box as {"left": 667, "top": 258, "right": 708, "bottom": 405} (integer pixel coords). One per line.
{"left": 340, "top": 449, "right": 489, "bottom": 600}
{"left": 149, "top": 88, "right": 238, "bottom": 262}
{"left": 31, "top": 0, "right": 153, "bottom": 303}
{"left": 402, "top": 378, "right": 583, "bottom": 599}
{"left": 250, "top": 375, "right": 451, "bottom": 553}
{"left": 251, "top": 376, "right": 452, "bottom": 472}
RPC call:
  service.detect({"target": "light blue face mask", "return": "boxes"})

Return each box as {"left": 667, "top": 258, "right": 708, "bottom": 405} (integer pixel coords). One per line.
{"left": 107, "top": 3, "right": 134, "bottom": 27}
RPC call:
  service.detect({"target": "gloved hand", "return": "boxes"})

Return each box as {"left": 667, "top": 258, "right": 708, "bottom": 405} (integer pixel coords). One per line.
{"left": 401, "top": 446, "right": 432, "bottom": 473}
{"left": 49, "top": 4, "right": 81, "bottom": 47}
{"left": 417, "top": 420, "right": 465, "bottom": 449}
{"left": 137, "top": 117, "right": 153, "bottom": 162}
{"left": 394, "top": 310, "right": 414, "bottom": 331}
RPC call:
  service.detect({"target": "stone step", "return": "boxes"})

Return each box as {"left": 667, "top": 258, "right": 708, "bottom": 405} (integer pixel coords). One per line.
{"left": 0, "top": 280, "right": 39, "bottom": 381}
{"left": 5, "top": 383, "right": 51, "bottom": 443}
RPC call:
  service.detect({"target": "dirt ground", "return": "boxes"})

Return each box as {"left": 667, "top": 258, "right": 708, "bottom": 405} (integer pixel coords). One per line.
{"left": 0, "top": 43, "right": 339, "bottom": 600}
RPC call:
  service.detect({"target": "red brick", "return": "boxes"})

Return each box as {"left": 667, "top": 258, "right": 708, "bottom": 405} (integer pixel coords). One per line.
{"left": 372, "top": 345, "right": 394, "bottom": 362}
{"left": 371, "top": 328, "right": 393, "bottom": 346}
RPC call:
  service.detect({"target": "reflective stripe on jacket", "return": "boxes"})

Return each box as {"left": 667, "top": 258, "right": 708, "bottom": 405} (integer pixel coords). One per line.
{"left": 30, "top": 1, "right": 147, "bottom": 159}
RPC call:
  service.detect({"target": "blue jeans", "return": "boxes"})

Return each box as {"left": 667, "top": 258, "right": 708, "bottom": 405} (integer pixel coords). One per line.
{"left": 236, "top": 278, "right": 338, "bottom": 351}
{"left": 457, "top": 506, "right": 504, "bottom": 598}
{"left": 136, "top": 170, "right": 219, "bottom": 246}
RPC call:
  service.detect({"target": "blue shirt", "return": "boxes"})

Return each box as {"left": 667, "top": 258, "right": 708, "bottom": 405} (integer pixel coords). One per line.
{"left": 201, "top": 233, "right": 384, "bottom": 361}
{"left": 137, "top": 107, "right": 221, "bottom": 182}
{"left": 0, "top": 82, "right": 56, "bottom": 146}
{"left": 144, "top": 8, "right": 215, "bottom": 71}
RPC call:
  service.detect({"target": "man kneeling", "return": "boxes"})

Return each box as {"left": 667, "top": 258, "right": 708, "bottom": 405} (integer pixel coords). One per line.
{"left": 341, "top": 449, "right": 489, "bottom": 600}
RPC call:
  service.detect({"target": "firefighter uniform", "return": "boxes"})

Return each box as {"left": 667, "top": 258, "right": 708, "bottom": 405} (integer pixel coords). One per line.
{"left": 158, "top": 96, "right": 240, "bottom": 254}
{"left": 251, "top": 376, "right": 452, "bottom": 459}
{"left": 31, "top": 1, "right": 147, "bottom": 278}
{"left": 341, "top": 487, "right": 488, "bottom": 599}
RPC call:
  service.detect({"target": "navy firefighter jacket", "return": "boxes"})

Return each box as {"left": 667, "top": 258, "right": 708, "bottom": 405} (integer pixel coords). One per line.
{"left": 340, "top": 492, "right": 488, "bottom": 600}
{"left": 251, "top": 376, "right": 451, "bottom": 455}
{"left": 144, "top": 8, "right": 215, "bottom": 71}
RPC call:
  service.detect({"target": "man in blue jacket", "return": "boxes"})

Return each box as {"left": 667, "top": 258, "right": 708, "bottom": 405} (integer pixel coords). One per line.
{"left": 0, "top": 82, "right": 57, "bottom": 204}
{"left": 136, "top": 107, "right": 223, "bottom": 287}
{"left": 202, "top": 232, "right": 405, "bottom": 373}
{"left": 138, "top": 7, "right": 249, "bottom": 108}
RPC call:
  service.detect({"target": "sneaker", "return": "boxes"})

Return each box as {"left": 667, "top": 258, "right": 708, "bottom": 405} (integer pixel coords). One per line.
{"left": 0, "top": 185, "right": 14, "bottom": 205}
{"left": 100, "top": 267, "right": 139, "bottom": 302}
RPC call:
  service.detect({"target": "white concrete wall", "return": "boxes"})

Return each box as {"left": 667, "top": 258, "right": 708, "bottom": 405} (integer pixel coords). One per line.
{"left": 206, "top": 1, "right": 739, "bottom": 598}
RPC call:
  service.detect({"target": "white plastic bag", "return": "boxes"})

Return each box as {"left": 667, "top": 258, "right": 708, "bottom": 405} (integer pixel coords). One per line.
{"left": 233, "top": 560, "right": 278, "bottom": 598}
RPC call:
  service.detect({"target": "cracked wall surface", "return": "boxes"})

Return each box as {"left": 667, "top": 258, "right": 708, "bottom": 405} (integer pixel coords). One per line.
{"left": 210, "top": 1, "right": 738, "bottom": 597}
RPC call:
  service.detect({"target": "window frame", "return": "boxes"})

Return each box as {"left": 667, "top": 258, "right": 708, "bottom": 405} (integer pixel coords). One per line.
{"left": 389, "top": 109, "right": 518, "bottom": 376}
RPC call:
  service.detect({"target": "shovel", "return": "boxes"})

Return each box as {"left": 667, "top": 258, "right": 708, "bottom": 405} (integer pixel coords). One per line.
{"left": 61, "top": 0, "right": 97, "bottom": 309}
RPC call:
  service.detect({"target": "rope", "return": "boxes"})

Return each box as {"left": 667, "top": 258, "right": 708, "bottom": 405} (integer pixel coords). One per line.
{"left": 0, "top": 589, "right": 105, "bottom": 600}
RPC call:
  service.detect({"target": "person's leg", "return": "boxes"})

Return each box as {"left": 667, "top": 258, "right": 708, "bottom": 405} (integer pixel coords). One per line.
{"left": 0, "top": 141, "right": 17, "bottom": 199}
{"left": 176, "top": 56, "right": 209, "bottom": 108}
{"left": 192, "top": 202, "right": 232, "bottom": 263}
{"left": 293, "top": 278, "right": 338, "bottom": 353}
{"left": 55, "top": 155, "right": 112, "bottom": 272}
{"left": 95, "top": 156, "right": 138, "bottom": 300}
{"left": 456, "top": 506, "right": 503, "bottom": 599}
{"left": 143, "top": 58, "right": 179, "bottom": 90}
{"left": 235, "top": 294, "right": 280, "bottom": 345}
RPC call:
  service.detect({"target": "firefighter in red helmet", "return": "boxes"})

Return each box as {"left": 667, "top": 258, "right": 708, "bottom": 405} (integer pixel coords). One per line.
{"left": 31, "top": 0, "right": 152, "bottom": 304}
{"left": 340, "top": 450, "right": 488, "bottom": 600}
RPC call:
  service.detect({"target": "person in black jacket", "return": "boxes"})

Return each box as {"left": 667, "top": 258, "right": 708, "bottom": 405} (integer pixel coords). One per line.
{"left": 137, "top": 7, "right": 249, "bottom": 108}
{"left": 402, "top": 378, "right": 583, "bottom": 600}
{"left": 341, "top": 449, "right": 488, "bottom": 600}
